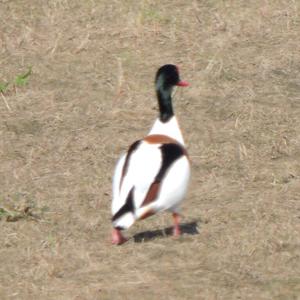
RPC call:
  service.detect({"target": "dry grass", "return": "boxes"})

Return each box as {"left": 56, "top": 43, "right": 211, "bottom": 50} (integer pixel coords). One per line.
{"left": 0, "top": 0, "right": 300, "bottom": 299}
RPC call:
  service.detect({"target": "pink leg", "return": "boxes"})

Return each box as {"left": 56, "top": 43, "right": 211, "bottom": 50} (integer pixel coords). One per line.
{"left": 111, "top": 228, "right": 127, "bottom": 245}
{"left": 172, "top": 213, "right": 181, "bottom": 237}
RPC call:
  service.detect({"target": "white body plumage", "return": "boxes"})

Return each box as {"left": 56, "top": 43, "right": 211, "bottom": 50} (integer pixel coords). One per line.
{"left": 112, "top": 116, "right": 190, "bottom": 230}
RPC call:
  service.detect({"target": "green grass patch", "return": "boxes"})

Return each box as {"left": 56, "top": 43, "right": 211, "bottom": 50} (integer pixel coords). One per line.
{"left": 0, "top": 66, "right": 32, "bottom": 95}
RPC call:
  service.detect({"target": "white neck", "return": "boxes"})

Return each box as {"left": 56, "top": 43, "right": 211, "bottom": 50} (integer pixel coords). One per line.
{"left": 148, "top": 116, "right": 185, "bottom": 145}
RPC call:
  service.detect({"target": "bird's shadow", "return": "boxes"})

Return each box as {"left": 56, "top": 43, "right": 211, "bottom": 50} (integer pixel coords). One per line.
{"left": 133, "top": 221, "right": 200, "bottom": 243}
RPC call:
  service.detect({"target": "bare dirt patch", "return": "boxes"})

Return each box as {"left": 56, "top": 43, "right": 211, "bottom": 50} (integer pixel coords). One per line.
{"left": 1, "top": 1, "right": 300, "bottom": 299}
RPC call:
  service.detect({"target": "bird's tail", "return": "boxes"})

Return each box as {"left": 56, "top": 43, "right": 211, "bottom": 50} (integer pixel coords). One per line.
{"left": 112, "top": 187, "right": 135, "bottom": 230}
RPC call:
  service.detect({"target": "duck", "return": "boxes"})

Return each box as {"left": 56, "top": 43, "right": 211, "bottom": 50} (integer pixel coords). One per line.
{"left": 111, "top": 64, "right": 190, "bottom": 245}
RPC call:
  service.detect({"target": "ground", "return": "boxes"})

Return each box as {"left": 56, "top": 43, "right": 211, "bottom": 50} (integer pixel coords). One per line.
{"left": 0, "top": 1, "right": 300, "bottom": 299}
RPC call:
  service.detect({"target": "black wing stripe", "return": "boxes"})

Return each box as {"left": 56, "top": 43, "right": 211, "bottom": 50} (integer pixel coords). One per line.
{"left": 112, "top": 187, "right": 135, "bottom": 222}
{"left": 156, "top": 143, "right": 185, "bottom": 181}
{"left": 119, "top": 140, "right": 141, "bottom": 191}
{"left": 141, "top": 143, "right": 185, "bottom": 207}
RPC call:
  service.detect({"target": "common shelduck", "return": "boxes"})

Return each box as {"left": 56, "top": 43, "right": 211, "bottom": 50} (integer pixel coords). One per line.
{"left": 111, "top": 64, "right": 190, "bottom": 245}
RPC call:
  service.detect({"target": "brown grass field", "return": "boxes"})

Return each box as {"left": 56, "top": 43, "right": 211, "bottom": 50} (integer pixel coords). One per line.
{"left": 1, "top": 1, "right": 300, "bottom": 299}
